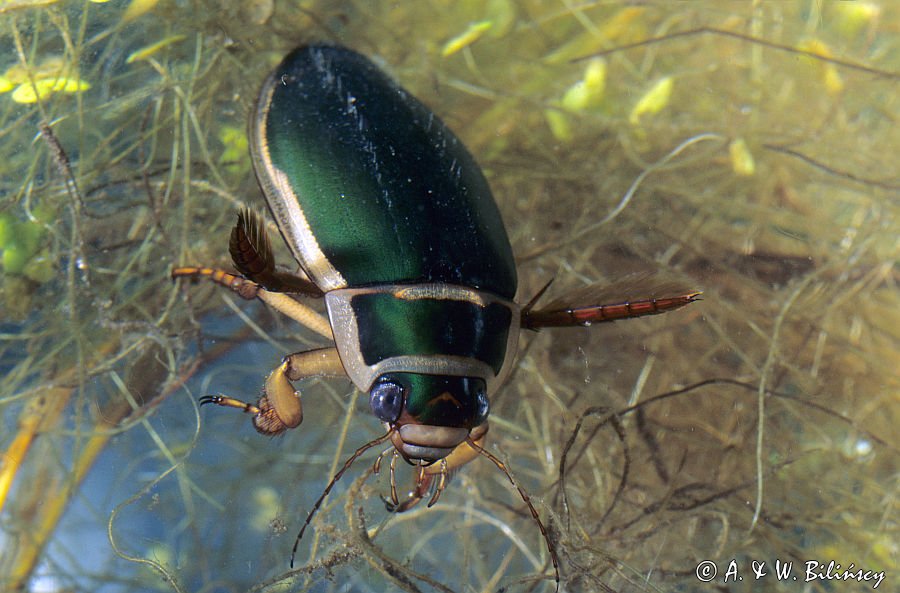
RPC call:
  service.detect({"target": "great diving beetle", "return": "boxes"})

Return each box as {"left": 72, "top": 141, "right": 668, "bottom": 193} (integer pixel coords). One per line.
{"left": 173, "top": 44, "right": 699, "bottom": 588}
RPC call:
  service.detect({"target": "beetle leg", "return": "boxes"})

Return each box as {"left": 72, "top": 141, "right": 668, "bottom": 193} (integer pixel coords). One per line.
{"left": 373, "top": 448, "right": 404, "bottom": 508}
{"left": 522, "top": 275, "right": 700, "bottom": 329}
{"left": 173, "top": 211, "right": 322, "bottom": 299}
{"left": 260, "top": 290, "right": 334, "bottom": 339}
{"left": 372, "top": 446, "right": 392, "bottom": 475}
{"left": 172, "top": 267, "right": 333, "bottom": 339}
{"left": 389, "top": 451, "right": 400, "bottom": 508}
{"left": 280, "top": 347, "right": 346, "bottom": 381}
{"left": 199, "top": 395, "right": 262, "bottom": 415}
{"left": 426, "top": 459, "right": 449, "bottom": 508}
{"left": 172, "top": 266, "right": 262, "bottom": 300}
{"left": 201, "top": 347, "right": 346, "bottom": 435}
{"left": 385, "top": 462, "right": 429, "bottom": 513}
{"left": 229, "top": 208, "right": 324, "bottom": 296}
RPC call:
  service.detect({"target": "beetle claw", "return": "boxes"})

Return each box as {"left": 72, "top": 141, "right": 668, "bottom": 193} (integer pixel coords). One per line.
{"left": 198, "top": 394, "right": 261, "bottom": 416}
{"left": 381, "top": 495, "right": 399, "bottom": 513}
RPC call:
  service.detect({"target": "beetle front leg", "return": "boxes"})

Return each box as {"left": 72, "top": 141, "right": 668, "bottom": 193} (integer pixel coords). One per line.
{"left": 385, "top": 423, "right": 489, "bottom": 512}
{"left": 201, "top": 347, "right": 346, "bottom": 435}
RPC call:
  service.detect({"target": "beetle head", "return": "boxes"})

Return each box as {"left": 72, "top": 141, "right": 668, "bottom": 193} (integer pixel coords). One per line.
{"left": 368, "top": 372, "right": 489, "bottom": 463}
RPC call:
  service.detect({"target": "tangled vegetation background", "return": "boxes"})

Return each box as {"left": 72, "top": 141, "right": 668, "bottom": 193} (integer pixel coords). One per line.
{"left": 0, "top": 1, "right": 896, "bottom": 591}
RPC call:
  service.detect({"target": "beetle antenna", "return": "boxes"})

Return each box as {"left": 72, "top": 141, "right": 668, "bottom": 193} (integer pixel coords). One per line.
{"left": 466, "top": 437, "right": 561, "bottom": 592}
{"left": 290, "top": 430, "right": 394, "bottom": 568}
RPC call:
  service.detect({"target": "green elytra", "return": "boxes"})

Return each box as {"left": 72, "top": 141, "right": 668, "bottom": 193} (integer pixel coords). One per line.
{"left": 253, "top": 45, "right": 517, "bottom": 299}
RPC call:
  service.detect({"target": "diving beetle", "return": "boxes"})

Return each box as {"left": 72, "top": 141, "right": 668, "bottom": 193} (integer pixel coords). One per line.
{"left": 173, "top": 44, "right": 699, "bottom": 588}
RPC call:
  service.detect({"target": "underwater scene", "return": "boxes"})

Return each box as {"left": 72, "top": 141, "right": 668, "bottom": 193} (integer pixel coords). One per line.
{"left": 0, "top": 1, "right": 897, "bottom": 592}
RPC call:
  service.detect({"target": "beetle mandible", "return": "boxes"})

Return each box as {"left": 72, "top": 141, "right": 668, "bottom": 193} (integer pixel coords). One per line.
{"left": 174, "top": 44, "right": 699, "bottom": 589}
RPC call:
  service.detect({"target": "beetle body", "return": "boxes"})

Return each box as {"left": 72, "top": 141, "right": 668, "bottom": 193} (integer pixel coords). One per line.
{"left": 251, "top": 45, "right": 520, "bottom": 462}
{"left": 173, "top": 44, "right": 700, "bottom": 588}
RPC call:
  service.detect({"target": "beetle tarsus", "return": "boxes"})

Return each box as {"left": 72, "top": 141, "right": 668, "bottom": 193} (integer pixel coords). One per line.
{"left": 198, "top": 394, "right": 260, "bottom": 415}
{"left": 523, "top": 279, "right": 702, "bottom": 329}
{"left": 250, "top": 394, "right": 293, "bottom": 436}
{"left": 196, "top": 349, "right": 346, "bottom": 438}
{"left": 197, "top": 393, "right": 289, "bottom": 436}
{"left": 172, "top": 266, "right": 261, "bottom": 300}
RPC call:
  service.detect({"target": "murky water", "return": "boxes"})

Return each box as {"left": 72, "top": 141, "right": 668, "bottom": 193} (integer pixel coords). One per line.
{"left": 1, "top": 2, "right": 896, "bottom": 592}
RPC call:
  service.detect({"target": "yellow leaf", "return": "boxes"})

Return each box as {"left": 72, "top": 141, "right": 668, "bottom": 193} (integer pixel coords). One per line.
{"left": 442, "top": 20, "right": 493, "bottom": 57}
{"left": 122, "top": 0, "right": 159, "bottom": 23}
{"left": 11, "top": 77, "right": 89, "bottom": 103}
{"left": 824, "top": 65, "right": 844, "bottom": 95}
{"left": 561, "top": 58, "right": 606, "bottom": 112}
{"left": 831, "top": 2, "right": 880, "bottom": 38}
{"left": 729, "top": 138, "right": 755, "bottom": 176}
{"left": 629, "top": 76, "right": 673, "bottom": 125}
{"left": 544, "top": 109, "right": 573, "bottom": 142}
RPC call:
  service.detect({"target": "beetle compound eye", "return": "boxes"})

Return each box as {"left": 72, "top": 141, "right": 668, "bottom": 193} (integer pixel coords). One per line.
{"left": 473, "top": 381, "right": 489, "bottom": 425}
{"left": 369, "top": 379, "right": 405, "bottom": 423}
